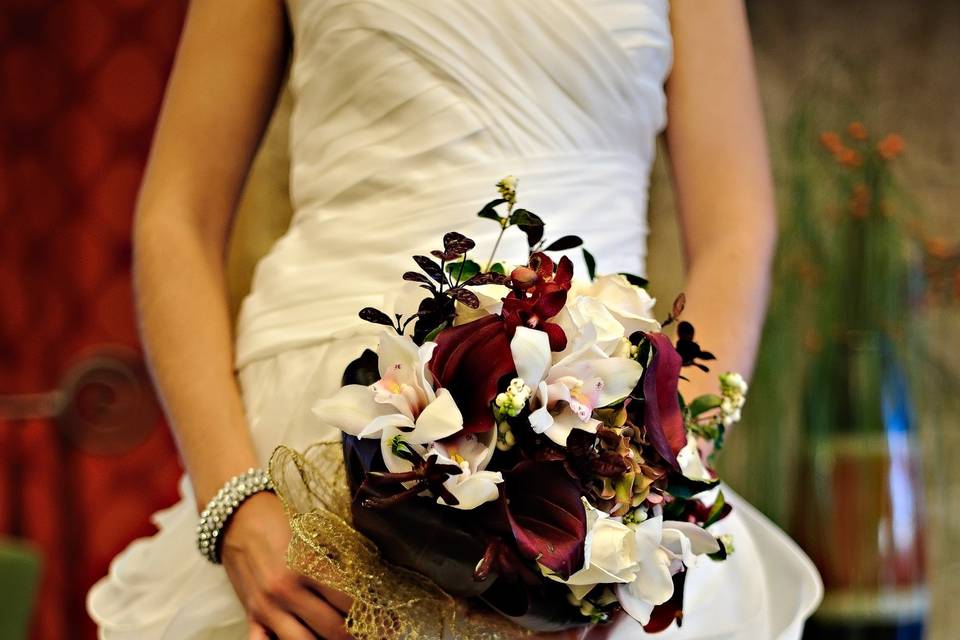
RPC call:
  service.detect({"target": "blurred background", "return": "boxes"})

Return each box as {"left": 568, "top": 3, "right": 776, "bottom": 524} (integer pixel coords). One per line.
{"left": 0, "top": 1, "right": 956, "bottom": 639}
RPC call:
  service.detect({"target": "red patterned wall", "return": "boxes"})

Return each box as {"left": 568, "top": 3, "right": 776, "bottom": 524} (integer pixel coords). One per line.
{"left": 0, "top": 1, "right": 188, "bottom": 638}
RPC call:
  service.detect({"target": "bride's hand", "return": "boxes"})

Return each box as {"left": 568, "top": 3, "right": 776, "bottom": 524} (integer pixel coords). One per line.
{"left": 539, "top": 617, "right": 620, "bottom": 640}
{"left": 220, "top": 491, "right": 354, "bottom": 640}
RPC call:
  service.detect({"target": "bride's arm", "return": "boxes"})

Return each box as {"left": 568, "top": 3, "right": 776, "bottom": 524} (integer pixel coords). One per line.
{"left": 134, "top": 2, "right": 350, "bottom": 638}
{"left": 664, "top": 0, "right": 777, "bottom": 399}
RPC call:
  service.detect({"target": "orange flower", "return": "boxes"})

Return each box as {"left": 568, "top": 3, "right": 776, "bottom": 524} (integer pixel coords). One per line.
{"left": 846, "top": 121, "right": 868, "bottom": 140}
{"left": 803, "top": 329, "right": 822, "bottom": 353}
{"left": 926, "top": 237, "right": 953, "bottom": 259}
{"left": 837, "top": 147, "right": 862, "bottom": 168}
{"left": 819, "top": 131, "right": 843, "bottom": 153}
{"left": 850, "top": 183, "right": 870, "bottom": 218}
{"left": 877, "top": 133, "right": 905, "bottom": 160}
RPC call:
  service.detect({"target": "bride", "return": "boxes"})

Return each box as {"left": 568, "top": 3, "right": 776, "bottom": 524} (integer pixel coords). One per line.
{"left": 88, "top": 0, "right": 821, "bottom": 638}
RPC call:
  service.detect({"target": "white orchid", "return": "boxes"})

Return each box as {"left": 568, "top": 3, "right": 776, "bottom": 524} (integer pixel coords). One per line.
{"left": 548, "top": 500, "right": 719, "bottom": 625}
{"left": 509, "top": 326, "right": 643, "bottom": 446}
{"left": 676, "top": 433, "right": 713, "bottom": 482}
{"left": 312, "top": 331, "right": 462, "bottom": 443}
{"left": 378, "top": 425, "right": 502, "bottom": 510}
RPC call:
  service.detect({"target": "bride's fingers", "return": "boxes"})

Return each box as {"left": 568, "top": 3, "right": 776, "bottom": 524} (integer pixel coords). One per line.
{"left": 299, "top": 575, "right": 354, "bottom": 614}
{"left": 247, "top": 619, "right": 271, "bottom": 640}
{"left": 253, "top": 607, "right": 314, "bottom": 640}
{"left": 282, "top": 584, "right": 353, "bottom": 640}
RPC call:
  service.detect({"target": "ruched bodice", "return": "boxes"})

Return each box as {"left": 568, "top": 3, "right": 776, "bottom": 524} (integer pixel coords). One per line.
{"left": 235, "top": 0, "right": 673, "bottom": 367}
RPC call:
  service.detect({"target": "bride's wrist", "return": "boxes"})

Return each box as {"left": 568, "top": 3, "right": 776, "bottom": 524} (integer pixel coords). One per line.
{"left": 196, "top": 467, "right": 274, "bottom": 564}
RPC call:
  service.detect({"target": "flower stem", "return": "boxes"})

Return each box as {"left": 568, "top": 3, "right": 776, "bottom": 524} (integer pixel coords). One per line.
{"left": 484, "top": 204, "right": 513, "bottom": 271}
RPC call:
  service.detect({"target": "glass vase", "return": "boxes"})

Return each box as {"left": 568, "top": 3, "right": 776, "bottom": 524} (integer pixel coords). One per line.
{"left": 794, "top": 330, "right": 927, "bottom": 639}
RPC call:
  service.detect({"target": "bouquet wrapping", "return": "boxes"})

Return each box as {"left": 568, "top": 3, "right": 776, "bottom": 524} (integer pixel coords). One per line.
{"left": 270, "top": 177, "right": 744, "bottom": 638}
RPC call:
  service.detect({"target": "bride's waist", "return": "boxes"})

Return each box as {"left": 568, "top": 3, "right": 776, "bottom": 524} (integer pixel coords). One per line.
{"left": 236, "top": 155, "right": 652, "bottom": 367}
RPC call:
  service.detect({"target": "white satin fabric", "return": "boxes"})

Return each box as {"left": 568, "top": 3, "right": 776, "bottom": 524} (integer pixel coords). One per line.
{"left": 89, "top": 0, "right": 822, "bottom": 637}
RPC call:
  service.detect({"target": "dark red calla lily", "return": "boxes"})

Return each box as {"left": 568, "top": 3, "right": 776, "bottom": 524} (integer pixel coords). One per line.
{"left": 503, "top": 461, "right": 587, "bottom": 580}
{"left": 429, "top": 314, "right": 516, "bottom": 434}
{"left": 642, "top": 333, "right": 687, "bottom": 469}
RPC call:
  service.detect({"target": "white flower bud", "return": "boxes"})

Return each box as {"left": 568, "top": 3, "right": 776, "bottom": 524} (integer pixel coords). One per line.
{"left": 496, "top": 175, "right": 518, "bottom": 205}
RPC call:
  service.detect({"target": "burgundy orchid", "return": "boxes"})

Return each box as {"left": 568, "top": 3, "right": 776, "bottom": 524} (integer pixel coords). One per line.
{"left": 502, "top": 253, "right": 574, "bottom": 352}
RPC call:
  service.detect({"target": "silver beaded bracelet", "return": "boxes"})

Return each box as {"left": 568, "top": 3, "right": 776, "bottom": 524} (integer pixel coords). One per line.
{"left": 196, "top": 467, "right": 274, "bottom": 564}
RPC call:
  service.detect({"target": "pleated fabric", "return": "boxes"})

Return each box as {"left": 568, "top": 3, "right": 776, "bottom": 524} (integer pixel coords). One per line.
{"left": 89, "top": 1, "right": 823, "bottom": 637}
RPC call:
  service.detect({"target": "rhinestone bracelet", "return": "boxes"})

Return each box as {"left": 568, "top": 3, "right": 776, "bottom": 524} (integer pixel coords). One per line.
{"left": 196, "top": 467, "right": 274, "bottom": 564}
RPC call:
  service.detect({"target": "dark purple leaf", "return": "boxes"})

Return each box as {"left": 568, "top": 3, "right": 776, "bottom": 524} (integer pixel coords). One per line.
{"left": 443, "top": 231, "right": 476, "bottom": 256}
{"left": 402, "top": 271, "right": 434, "bottom": 286}
{"left": 672, "top": 293, "right": 686, "bottom": 319}
{"left": 544, "top": 235, "right": 583, "bottom": 251}
{"left": 464, "top": 272, "right": 511, "bottom": 287}
{"left": 448, "top": 287, "right": 481, "bottom": 309}
{"left": 413, "top": 255, "right": 446, "bottom": 285}
{"left": 642, "top": 333, "right": 686, "bottom": 469}
{"left": 359, "top": 307, "right": 394, "bottom": 327}
{"left": 503, "top": 461, "right": 586, "bottom": 580}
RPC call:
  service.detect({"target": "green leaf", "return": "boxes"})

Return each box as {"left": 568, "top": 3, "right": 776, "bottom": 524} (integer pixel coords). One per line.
{"left": 490, "top": 262, "right": 506, "bottom": 275}
{"left": 704, "top": 490, "right": 728, "bottom": 528}
{"left": 544, "top": 235, "right": 583, "bottom": 251}
{"left": 508, "top": 208, "right": 543, "bottom": 227}
{"left": 708, "top": 544, "right": 728, "bottom": 562}
{"left": 445, "top": 259, "right": 481, "bottom": 282}
{"left": 619, "top": 272, "right": 649, "bottom": 288}
{"left": 423, "top": 321, "right": 448, "bottom": 343}
{"left": 583, "top": 248, "right": 597, "bottom": 280}
{"left": 666, "top": 474, "right": 719, "bottom": 499}
{"left": 688, "top": 394, "right": 722, "bottom": 417}
{"left": 510, "top": 209, "right": 545, "bottom": 247}
{"left": 477, "top": 198, "right": 507, "bottom": 222}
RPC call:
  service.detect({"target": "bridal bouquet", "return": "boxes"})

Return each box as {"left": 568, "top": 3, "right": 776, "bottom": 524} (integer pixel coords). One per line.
{"left": 279, "top": 177, "right": 742, "bottom": 637}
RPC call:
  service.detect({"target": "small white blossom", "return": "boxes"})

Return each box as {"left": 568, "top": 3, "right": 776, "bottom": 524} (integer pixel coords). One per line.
{"left": 718, "top": 371, "right": 748, "bottom": 427}
{"left": 718, "top": 534, "right": 735, "bottom": 556}
{"left": 496, "top": 420, "right": 516, "bottom": 451}
{"left": 495, "top": 377, "right": 532, "bottom": 418}
{"left": 496, "top": 175, "right": 518, "bottom": 205}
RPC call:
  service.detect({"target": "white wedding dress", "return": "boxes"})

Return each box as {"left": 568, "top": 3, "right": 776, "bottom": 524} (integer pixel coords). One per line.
{"left": 88, "top": 0, "right": 822, "bottom": 637}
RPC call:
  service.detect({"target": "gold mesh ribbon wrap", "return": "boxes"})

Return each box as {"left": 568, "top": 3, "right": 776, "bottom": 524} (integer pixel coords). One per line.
{"left": 269, "top": 442, "right": 531, "bottom": 639}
